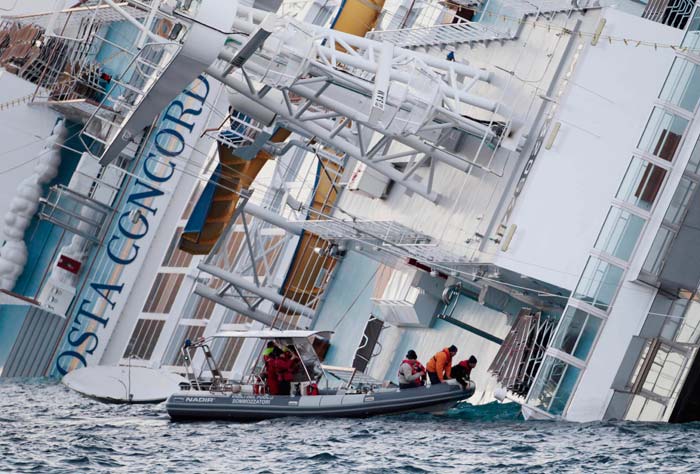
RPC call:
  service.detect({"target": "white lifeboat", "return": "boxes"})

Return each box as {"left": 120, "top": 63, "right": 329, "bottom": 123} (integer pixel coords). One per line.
{"left": 62, "top": 365, "right": 187, "bottom": 404}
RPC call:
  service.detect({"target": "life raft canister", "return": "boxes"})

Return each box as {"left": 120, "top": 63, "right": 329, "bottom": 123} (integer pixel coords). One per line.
{"left": 306, "top": 383, "right": 319, "bottom": 396}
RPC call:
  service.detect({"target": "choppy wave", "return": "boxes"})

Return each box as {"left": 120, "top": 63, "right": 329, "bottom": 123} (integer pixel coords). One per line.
{"left": 0, "top": 381, "right": 699, "bottom": 473}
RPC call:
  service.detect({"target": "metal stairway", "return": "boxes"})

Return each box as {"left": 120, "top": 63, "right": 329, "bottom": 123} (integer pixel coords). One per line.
{"left": 368, "top": 0, "right": 599, "bottom": 50}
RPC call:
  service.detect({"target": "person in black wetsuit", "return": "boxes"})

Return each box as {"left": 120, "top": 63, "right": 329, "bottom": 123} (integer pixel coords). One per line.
{"left": 451, "top": 355, "right": 477, "bottom": 388}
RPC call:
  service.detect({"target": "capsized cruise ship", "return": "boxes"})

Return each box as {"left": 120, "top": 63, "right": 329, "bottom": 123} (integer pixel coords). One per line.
{"left": 1, "top": 0, "right": 700, "bottom": 423}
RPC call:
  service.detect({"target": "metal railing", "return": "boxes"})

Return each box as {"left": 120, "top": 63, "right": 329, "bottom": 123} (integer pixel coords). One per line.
{"left": 643, "top": 0, "right": 695, "bottom": 30}
{"left": 79, "top": 41, "right": 180, "bottom": 151}
{"left": 369, "top": 0, "right": 598, "bottom": 49}
{"left": 368, "top": 18, "right": 503, "bottom": 48}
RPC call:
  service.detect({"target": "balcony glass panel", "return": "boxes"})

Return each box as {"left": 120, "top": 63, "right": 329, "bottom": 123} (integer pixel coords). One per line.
{"left": 616, "top": 157, "right": 668, "bottom": 210}
{"left": 553, "top": 307, "right": 587, "bottom": 354}
{"left": 553, "top": 307, "right": 603, "bottom": 361}
{"left": 682, "top": 8, "right": 700, "bottom": 51}
{"left": 638, "top": 108, "right": 688, "bottom": 162}
{"left": 665, "top": 176, "right": 697, "bottom": 225}
{"left": 687, "top": 137, "right": 700, "bottom": 176}
{"left": 660, "top": 57, "right": 700, "bottom": 112}
{"left": 676, "top": 301, "right": 700, "bottom": 345}
{"left": 574, "top": 315, "right": 602, "bottom": 361}
{"left": 642, "top": 345, "right": 686, "bottom": 399}
{"left": 595, "top": 207, "right": 646, "bottom": 261}
{"left": 573, "top": 257, "right": 624, "bottom": 312}
{"left": 642, "top": 226, "right": 676, "bottom": 276}
{"left": 626, "top": 394, "right": 666, "bottom": 422}
{"left": 549, "top": 364, "right": 581, "bottom": 415}
{"left": 528, "top": 356, "right": 565, "bottom": 412}
{"left": 652, "top": 295, "right": 689, "bottom": 342}
{"left": 528, "top": 356, "right": 581, "bottom": 416}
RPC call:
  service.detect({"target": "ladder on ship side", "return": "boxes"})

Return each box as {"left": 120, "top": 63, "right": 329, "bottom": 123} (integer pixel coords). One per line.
{"left": 79, "top": 42, "right": 179, "bottom": 158}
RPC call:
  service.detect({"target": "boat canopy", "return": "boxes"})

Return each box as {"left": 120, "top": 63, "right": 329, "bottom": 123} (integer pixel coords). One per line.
{"left": 212, "top": 330, "right": 333, "bottom": 340}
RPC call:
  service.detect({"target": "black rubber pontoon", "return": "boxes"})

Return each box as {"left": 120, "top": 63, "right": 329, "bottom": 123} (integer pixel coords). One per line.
{"left": 166, "top": 382, "right": 475, "bottom": 421}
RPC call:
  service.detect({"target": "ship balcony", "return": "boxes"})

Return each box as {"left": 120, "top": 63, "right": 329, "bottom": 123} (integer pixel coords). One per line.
{"left": 0, "top": 1, "right": 191, "bottom": 162}
{"left": 203, "top": 110, "right": 272, "bottom": 160}
{"left": 0, "top": 1, "right": 166, "bottom": 111}
{"left": 38, "top": 185, "right": 115, "bottom": 245}
{"left": 80, "top": 41, "right": 181, "bottom": 155}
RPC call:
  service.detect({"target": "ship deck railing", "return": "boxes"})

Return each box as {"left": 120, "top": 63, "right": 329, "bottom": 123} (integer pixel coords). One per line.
{"left": 368, "top": 0, "right": 600, "bottom": 50}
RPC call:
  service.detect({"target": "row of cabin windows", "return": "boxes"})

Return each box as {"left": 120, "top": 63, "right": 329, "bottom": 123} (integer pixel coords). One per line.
{"left": 528, "top": 51, "right": 700, "bottom": 416}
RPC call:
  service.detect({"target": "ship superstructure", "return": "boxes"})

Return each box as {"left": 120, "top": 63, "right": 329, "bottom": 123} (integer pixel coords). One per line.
{"left": 0, "top": 0, "right": 699, "bottom": 423}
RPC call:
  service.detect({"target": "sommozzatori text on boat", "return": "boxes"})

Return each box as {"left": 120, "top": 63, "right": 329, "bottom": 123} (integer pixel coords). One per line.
{"left": 166, "top": 330, "right": 475, "bottom": 421}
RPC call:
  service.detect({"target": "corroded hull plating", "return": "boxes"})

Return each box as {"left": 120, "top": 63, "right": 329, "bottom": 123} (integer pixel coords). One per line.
{"left": 166, "top": 383, "right": 474, "bottom": 421}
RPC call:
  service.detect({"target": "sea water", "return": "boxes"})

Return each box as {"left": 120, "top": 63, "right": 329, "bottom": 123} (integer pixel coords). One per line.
{"left": 0, "top": 380, "right": 698, "bottom": 473}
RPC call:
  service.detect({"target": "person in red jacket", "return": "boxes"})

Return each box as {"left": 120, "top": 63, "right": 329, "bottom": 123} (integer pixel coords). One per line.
{"left": 264, "top": 346, "right": 282, "bottom": 395}
{"left": 452, "top": 355, "right": 477, "bottom": 388}
{"left": 275, "top": 346, "right": 299, "bottom": 396}
{"left": 426, "top": 345, "right": 458, "bottom": 385}
{"left": 398, "top": 350, "right": 426, "bottom": 389}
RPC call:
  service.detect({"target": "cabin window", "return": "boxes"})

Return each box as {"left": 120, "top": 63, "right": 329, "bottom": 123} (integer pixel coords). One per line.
{"left": 181, "top": 180, "right": 205, "bottom": 220}
{"left": 594, "top": 207, "right": 646, "bottom": 261}
{"left": 142, "top": 273, "right": 185, "bottom": 314}
{"left": 637, "top": 108, "right": 688, "bottom": 162}
{"left": 312, "top": 3, "right": 335, "bottom": 26}
{"left": 162, "top": 227, "right": 194, "bottom": 268}
{"left": 552, "top": 307, "right": 603, "bottom": 361}
{"left": 209, "top": 336, "right": 245, "bottom": 372}
{"left": 660, "top": 57, "right": 700, "bottom": 112}
{"left": 191, "top": 294, "right": 216, "bottom": 320}
{"left": 616, "top": 157, "right": 668, "bottom": 210}
{"left": 123, "top": 319, "right": 165, "bottom": 360}
{"left": 528, "top": 356, "right": 581, "bottom": 416}
{"left": 573, "top": 257, "right": 624, "bottom": 312}
{"left": 452, "top": 6, "right": 474, "bottom": 23}
{"left": 165, "top": 324, "right": 206, "bottom": 367}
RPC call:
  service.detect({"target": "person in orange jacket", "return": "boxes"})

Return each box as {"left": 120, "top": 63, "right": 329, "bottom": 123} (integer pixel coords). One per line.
{"left": 426, "top": 345, "right": 458, "bottom": 385}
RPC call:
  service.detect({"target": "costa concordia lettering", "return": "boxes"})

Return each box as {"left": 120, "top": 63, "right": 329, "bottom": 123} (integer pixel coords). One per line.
{"left": 54, "top": 76, "right": 212, "bottom": 375}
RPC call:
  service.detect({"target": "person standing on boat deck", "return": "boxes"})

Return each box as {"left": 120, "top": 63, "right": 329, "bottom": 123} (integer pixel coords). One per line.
{"left": 263, "top": 341, "right": 277, "bottom": 356}
{"left": 264, "top": 346, "right": 282, "bottom": 395}
{"left": 276, "top": 346, "right": 298, "bottom": 396}
{"left": 426, "top": 345, "right": 458, "bottom": 385}
{"left": 451, "top": 355, "right": 477, "bottom": 388}
{"left": 398, "top": 350, "right": 426, "bottom": 389}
